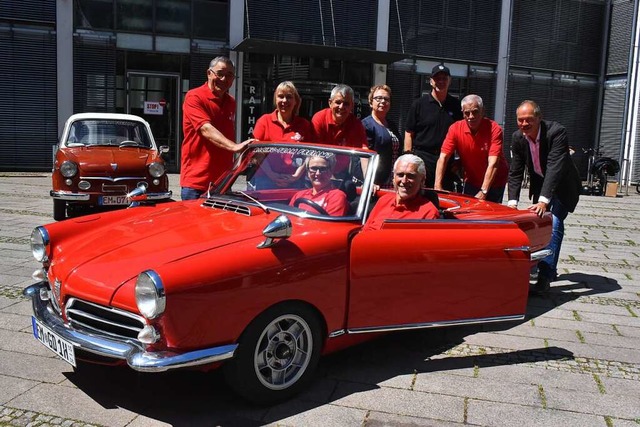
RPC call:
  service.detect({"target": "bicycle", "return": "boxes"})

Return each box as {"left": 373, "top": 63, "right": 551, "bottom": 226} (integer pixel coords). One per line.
{"left": 582, "top": 147, "right": 620, "bottom": 196}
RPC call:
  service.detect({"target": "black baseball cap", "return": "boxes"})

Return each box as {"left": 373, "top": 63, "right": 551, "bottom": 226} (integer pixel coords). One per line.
{"left": 431, "top": 64, "right": 450, "bottom": 77}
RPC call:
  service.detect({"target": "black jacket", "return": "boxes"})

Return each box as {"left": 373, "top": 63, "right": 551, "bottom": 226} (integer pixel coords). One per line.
{"left": 508, "top": 120, "right": 581, "bottom": 212}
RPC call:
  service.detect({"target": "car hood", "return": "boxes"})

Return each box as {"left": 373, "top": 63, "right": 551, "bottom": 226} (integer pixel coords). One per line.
{"left": 63, "top": 146, "right": 155, "bottom": 175}
{"left": 52, "top": 200, "right": 272, "bottom": 305}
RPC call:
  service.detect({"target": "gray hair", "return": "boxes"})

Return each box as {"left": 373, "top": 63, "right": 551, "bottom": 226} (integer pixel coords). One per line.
{"left": 209, "top": 56, "right": 235, "bottom": 71}
{"left": 305, "top": 153, "right": 337, "bottom": 171}
{"left": 461, "top": 94, "right": 484, "bottom": 110}
{"left": 394, "top": 154, "right": 426, "bottom": 177}
{"left": 329, "top": 84, "right": 354, "bottom": 102}
{"left": 517, "top": 100, "right": 542, "bottom": 117}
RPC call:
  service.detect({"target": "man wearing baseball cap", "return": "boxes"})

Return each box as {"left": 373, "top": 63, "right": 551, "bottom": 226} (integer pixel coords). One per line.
{"left": 404, "top": 63, "right": 462, "bottom": 190}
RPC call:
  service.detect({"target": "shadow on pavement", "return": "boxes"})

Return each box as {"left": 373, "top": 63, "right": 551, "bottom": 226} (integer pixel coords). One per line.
{"left": 61, "top": 273, "right": 619, "bottom": 425}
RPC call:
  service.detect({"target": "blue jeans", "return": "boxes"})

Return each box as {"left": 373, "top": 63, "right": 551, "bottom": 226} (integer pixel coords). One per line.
{"left": 538, "top": 197, "right": 568, "bottom": 281}
{"left": 180, "top": 187, "right": 204, "bottom": 201}
{"left": 463, "top": 182, "right": 505, "bottom": 204}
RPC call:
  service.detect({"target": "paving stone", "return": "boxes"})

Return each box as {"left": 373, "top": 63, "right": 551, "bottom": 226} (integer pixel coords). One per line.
{"left": 477, "top": 364, "right": 602, "bottom": 394}
{"left": 0, "top": 311, "right": 32, "bottom": 332}
{"left": 330, "top": 382, "right": 465, "bottom": 423}
{"left": 544, "top": 386, "right": 640, "bottom": 419}
{"left": 0, "top": 349, "right": 72, "bottom": 384}
{"left": 0, "top": 328, "right": 52, "bottom": 357}
{"left": 467, "top": 400, "right": 607, "bottom": 427}
{"left": 264, "top": 400, "right": 367, "bottom": 426}
{"left": 8, "top": 383, "right": 138, "bottom": 427}
{"left": 0, "top": 375, "right": 38, "bottom": 405}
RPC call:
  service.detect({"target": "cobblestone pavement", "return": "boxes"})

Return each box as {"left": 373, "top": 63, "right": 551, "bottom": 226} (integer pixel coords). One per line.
{"left": 0, "top": 173, "right": 639, "bottom": 427}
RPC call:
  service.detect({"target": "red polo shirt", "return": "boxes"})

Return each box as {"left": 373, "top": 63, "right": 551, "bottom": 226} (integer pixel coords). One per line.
{"left": 441, "top": 118, "right": 508, "bottom": 189}
{"left": 311, "top": 108, "right": 367, "bottom": 148}
{"left": 289, "top": 187, "right": 349, "bottom": 216}
{"left": 180, "top": 83, "right": 237, "bottom": 191}
{"left": 363, "top": 192, "right": 439, "bottom": 231}
{"left": 253, "top": 111, "right": 315, "bottom": 174}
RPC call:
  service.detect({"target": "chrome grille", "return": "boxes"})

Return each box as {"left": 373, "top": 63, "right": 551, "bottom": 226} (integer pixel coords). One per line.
{"left": 202, "top": 198, "right": 251, "bottom": 216}
{"left": 65, "top": 298, "right": 145, "bottom": 340}
{"left": 102, "top": 184, "right": 127, "bottom": 192}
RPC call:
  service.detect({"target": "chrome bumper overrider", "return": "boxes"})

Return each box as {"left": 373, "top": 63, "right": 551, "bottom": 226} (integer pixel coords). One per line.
{"left": 24, "top": 282, "right": 237, "bottom": 372}
{"left": 531, "top": 248, "right": 553, "bottom": 261}
{"left": 50, "top": 190, "right": 172, "bottom": 201}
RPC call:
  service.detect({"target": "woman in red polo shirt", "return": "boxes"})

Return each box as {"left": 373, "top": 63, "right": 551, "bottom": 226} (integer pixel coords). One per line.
{"left": 251, "top": 81, "right": 315, "bottom": 189}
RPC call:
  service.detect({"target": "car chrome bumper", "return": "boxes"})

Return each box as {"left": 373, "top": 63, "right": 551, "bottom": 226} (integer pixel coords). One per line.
{"left": 145, "top": 191, "right": 172, "bottom": 200}
{"left": 24, "top": 282, "right": 237, "bottom": 372}
{"left": 50, "top": 190, "right": 90, "bottom": 201}
{"left": 531, "top": 248, "right": 553, "bottom": 261}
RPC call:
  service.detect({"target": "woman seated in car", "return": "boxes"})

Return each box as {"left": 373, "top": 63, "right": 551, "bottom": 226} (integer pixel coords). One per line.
{"left": 289, "top": 154, "right": 350, "bottom": 216}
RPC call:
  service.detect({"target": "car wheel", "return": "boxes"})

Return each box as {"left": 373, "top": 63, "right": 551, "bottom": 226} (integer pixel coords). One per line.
{"left": 53, "top": 199, "right": 66, "bottom": 221}
{"left": 223, "top": 303, "right": 323, "bottom": 404}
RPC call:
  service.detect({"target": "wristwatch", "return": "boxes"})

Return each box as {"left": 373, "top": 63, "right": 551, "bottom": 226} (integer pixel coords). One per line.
{"left": 481, "top": 189, "right": 488, "bottom": 195}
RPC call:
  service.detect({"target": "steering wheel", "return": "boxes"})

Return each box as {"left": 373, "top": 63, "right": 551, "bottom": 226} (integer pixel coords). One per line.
{"left": 293, "top": 198, "right": 329, "bottom": 216}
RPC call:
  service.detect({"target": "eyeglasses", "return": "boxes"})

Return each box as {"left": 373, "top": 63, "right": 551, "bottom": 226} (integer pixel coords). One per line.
{"left": 308, "top": 166, "right": 329, "bottom": 173}
{"left": 373, "top": 96, "right": 391, "bottom": 103}
{"left": 209, "top": 68, "right": 236, "bottom": 80}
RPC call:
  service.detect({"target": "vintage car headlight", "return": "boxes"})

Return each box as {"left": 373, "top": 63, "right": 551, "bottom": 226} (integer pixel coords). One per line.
{"left": 148, "top": 162, "right": 165, "bottom": 178}
{"left": 60, "top": 160, "right": 78, "bottom": 178}
{"left": 30, "top": 227, "right": 50, "bottom": 263}
{"left": 135, "top": 270, "right": 166, "bottom": 319}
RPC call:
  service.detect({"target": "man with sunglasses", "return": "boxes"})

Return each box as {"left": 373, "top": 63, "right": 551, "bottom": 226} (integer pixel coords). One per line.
{"left": 289, "top": 154, "right": 349, "bottom": 216}
{"left": 180, "top": 56, "right": 252, "bottom": 200}
{"left": 363, "top": 154, "right": 440, "bottom": 231}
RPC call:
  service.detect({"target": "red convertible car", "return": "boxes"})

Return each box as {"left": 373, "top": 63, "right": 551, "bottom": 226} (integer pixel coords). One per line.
{"left": 51, "top": 113, "right": 172, "bottom": 221}
{"left": 25, "top": 142, "right": 551, "bottom": 403}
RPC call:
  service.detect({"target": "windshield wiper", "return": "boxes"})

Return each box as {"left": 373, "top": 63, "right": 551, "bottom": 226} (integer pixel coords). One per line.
{"left": 227, "top": 191, "right": 270, "bottom": 214}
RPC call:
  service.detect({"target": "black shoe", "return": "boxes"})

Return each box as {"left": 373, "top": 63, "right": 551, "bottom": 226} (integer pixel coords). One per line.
{"left": 530, "top": 275, "right": 551, "bottom": 295}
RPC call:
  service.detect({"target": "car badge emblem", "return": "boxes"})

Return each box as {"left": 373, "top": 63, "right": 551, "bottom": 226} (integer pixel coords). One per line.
{"left": 111, "top": 163, "right": 118, "bottom": 171}
{"left": 53, "top": 278, "right": 61, "bottom": 301}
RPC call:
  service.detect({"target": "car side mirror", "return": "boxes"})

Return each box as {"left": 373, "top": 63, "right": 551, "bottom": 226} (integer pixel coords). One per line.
{"left": 159, "top": 145, "right": 169, "bottom": 154}
{"left": 257, "top": 215, "right": 292, "bottom": 249}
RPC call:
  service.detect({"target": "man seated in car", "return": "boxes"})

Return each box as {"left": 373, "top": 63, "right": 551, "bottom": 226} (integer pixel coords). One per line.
{"left": 363, "top": 154, "right": 440, "bottom": 231}
{"left": 289, "top": 154, "right": 350, "bottom": 216}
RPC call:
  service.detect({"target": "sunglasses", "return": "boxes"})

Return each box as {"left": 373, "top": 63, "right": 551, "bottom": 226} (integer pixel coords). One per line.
{"left": 308, "top": 166, "right": 329, "bottom": 173}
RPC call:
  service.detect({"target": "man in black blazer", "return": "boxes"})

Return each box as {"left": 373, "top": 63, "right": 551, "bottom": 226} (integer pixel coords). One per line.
{"left": 507, "top": 100, "right": 581, "bottom": 294}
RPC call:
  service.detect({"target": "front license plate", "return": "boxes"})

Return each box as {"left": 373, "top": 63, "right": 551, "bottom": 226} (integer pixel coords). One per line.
{"left": 100, "top": 195, "right": 128, "bottom": 205}
{"left": 31, "top": 317, "right": 76, "bottom": 367}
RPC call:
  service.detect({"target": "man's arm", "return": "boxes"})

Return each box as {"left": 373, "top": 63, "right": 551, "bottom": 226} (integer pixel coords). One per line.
{"left": 477, "top": 155, "right": 499, "bottom": 200}
{"left": 507, "top": 134, "right": 526, "bottom": 208}
{"left": 434, "top": 152, "right": 451, "bottom": 191}
{"left": 404, "top": 131, "right": 414, "bottom": 153}
{"left": 539, "top": 122, "right": 571, "bottom": 202}
{"left": 200, "top": 123, "right": 250, "bottom": 153}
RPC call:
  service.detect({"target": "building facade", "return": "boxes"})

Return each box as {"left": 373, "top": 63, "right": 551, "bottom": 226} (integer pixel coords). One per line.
{"left": 1, "top": 0, "right": 638, "bottom": 188}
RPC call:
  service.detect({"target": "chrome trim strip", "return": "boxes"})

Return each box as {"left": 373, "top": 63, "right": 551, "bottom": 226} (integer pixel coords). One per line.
{"left": 346, "top": 314, "right": 525, "bottom": 334}
{"left": 66, "top": 309, "right": 142, "bottom": 333}
{"left": 50, "top": 191, "right": 90, "bottom": 201}
{"left": 504, "top": 245, "right": 529, "bottom": 252}
{"left": 81, "top": 176, "right": 146, "bottom": 182}
{"left": 531, "top": 248, "right": 553, "bottom": 261}
{"left": 328, "top": 329, "right": 345, "bottom": 338}
{"left": 24, "top": 283, "right": 237, "bottom": 372}
{"left": 146, "top": 191, "right": 172, "bottom": 200}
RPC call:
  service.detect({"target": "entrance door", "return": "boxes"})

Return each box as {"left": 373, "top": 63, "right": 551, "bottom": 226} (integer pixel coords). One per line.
{"left": 127, "top": 72, "right": 181, "bottom": 172}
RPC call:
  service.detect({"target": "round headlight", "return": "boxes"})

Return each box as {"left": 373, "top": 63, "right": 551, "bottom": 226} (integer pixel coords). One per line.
{"left": 60, "top": 161, "right": 78, "bottom": 178}
{"left": 30, "top": 227, "right": 50, "bottom": 263}
{"left": 148, "top": 162, "right": 165, "bottom": 178}
{"left": 135, "top": 270, "right": 166, "bottom": 319}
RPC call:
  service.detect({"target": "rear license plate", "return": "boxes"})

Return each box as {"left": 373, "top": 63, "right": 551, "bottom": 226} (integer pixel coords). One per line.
{"left": 100, "top": 195, "right": 128, "bottom": 205}
{"left": 31, "top": 317, "right": 76, "bottom": 367}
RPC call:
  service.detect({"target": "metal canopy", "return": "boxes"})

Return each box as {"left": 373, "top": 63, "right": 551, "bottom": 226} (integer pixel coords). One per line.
{"left": 234, "top": 38, "right": 409, "bottom": 64}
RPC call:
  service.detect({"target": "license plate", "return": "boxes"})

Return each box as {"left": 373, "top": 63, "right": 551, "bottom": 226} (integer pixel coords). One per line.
{"left": 31, "top": 317, "right": 76, "bottom": 367}
{"left": 100, "top": 195, "right": 128, "bottom": 205}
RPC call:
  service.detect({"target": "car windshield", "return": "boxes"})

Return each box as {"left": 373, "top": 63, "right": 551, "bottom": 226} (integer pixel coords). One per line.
{"left": 66, "top": 119, "right": 153, "bottom": 148}
{"left": 211, "top": 144, "right": 376, "bottom": 219}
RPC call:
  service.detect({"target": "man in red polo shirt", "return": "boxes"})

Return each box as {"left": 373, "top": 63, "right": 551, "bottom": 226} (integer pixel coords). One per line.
{"left": 363, "top": 154, "right": 440, "bottom": 231}
{"left": 180, "top": 56, "right": 252, "bottom": 200}
{"left": 434, "top": 94, "right": 508, "bottom": 203}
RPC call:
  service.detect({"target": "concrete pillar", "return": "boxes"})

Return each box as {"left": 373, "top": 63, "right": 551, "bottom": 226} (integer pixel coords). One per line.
{"left": 494, "top": 0, "right": 513, "bottom": 128}
{"left": 56, "top": 0, "right": 74, "bottom": 137}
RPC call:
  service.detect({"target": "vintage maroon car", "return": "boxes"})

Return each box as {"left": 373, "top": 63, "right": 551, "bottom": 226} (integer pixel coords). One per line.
{"left": 25, "top": 142, "right": 551, "bottom": 403}
{"left": 51, "top": 113, "right": 172, "bottom": 221}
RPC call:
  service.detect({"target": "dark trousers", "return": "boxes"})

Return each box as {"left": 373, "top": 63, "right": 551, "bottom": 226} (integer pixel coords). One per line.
{"left": 414, "top": 149, "right": 457, "bottom": 191}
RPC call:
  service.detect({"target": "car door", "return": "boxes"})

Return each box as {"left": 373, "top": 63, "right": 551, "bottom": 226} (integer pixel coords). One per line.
{"left": 347, "top": 219, "right": 532, "bottom": 331}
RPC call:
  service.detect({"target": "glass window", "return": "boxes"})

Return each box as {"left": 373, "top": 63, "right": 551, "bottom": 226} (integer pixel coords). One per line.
{"left": 75, "top": 0, "right": 114, "bottom": 30}
{"left": 156, "top": 0, "right": 191, "bottom": 36}
{"left": 193, "top": 0, "right": 228, "bottom": 39}
{"left": 116, "top": 0, "right": 153, "bottom": 32}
